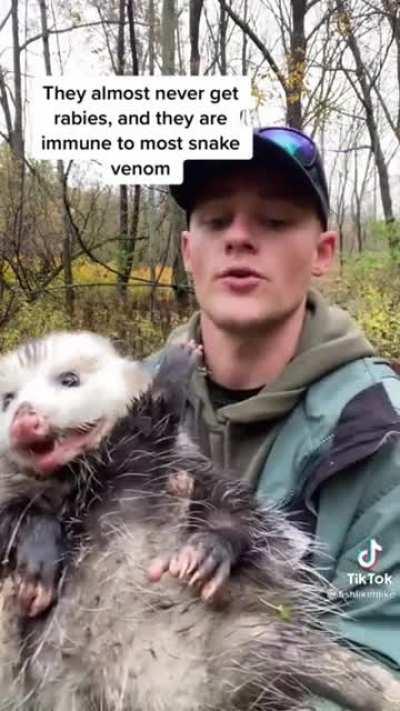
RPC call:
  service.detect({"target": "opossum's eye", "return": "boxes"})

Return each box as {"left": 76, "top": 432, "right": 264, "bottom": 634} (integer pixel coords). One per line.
{"left": 58, "top": 371, "right": 80, "bottom": 388}
{"left": 2, "top": 393, "right": 15, "bottom": 411}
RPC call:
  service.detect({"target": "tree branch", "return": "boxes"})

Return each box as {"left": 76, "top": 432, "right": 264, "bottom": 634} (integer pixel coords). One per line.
{"left": 216, "top": 0, "right": 287, "bottom": 91}
{"left": 19, "top": 19, "right": 145, "bottom": 53}
{"left": 0, "top": 7, "right": 11, "bottom": 33}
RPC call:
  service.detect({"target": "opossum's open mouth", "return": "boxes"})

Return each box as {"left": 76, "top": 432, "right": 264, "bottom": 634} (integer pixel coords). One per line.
{"left": 17, "top": 419, "right": 106, "bottom": 477}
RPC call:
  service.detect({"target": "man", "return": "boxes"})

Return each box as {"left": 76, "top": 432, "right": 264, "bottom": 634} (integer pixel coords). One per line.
{"left": 164, "top": 127, "right": 400, "bottom": 709}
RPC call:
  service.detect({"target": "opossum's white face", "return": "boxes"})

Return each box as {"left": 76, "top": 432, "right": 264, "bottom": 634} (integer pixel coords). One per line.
{"left": 0, "top": 332, "right": 150, "bottom": 477}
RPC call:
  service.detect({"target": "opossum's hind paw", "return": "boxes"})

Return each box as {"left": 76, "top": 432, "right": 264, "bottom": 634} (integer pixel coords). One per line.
{"left": 14, "top": 577, "right": 56, "bottom": 618}
{"left": 148, "top": 530, "right": 232, "bottom": 603}
{"left": 152, "top": 341, "right": 203, "bottom": 412}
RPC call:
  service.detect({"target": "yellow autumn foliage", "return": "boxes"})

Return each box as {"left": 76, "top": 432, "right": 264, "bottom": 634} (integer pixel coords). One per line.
{"left": 1, "top": 298, "right": 71, "bottom": 352}
{"left": 3, "top": 255, "right": 400, "bottom": 363}
{"left": 322, "top": 255, "right": 400, "bottom": 359}
{"left": 0, "top": 261, "right": 179, "bottom": 357}
{"left": 72, "top": 260, "right": 173, "bottom": 288}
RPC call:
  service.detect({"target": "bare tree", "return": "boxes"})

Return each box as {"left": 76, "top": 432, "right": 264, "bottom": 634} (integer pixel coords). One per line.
{"left": 363, "top": 0, "right": 400, "bottom": 145}
{"left": 190, "top": 0, "right": 204, "bottom": 75}
{"left": 10, "top": 0, "right": 24, "bottom": 160}
{"left": 116, "top": 0, "right": 142, "bottom": 299}
{"left": 162, "top": 0, "right": 175, "bottom": 74}
{"left": 219, "top": 1, "right": 228, "bottom": 75}
{"left": 162, "top": 0, "right": 189, "bottom": 306}
{"left": 116, "top": 0, "right": 129, "bottom": 300}
{"left": 336, "top": 0, "right": 397, "bottom": 252}
{"left": 216, "top": 0, "right": 331, "bottom": 129}
{"left": 38, "top": 0, "right": 75, "bottom": 318}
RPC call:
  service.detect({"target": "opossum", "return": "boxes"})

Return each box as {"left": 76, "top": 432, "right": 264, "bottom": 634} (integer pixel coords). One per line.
{"left": 0, "top": 332, "right": 152, "bottom": 617}
{"left": 0, "top": 333, "right": 247, "bottom": 619}
{"left": 0, "top": 333, "right": 398, "bottom": 711}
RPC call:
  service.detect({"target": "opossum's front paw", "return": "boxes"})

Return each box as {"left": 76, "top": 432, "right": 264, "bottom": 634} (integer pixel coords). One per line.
{"left": 158, "top": 341, "right": 203, "bottom": 386}
{"left": 173, "top": 340, "right": 203, "bottom": 374}
{"left": 148, "top": 531, "right": 232, "bottom": 602}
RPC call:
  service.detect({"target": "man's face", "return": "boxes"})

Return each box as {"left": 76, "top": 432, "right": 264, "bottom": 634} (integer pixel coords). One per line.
{"left": 181, "top": 166, "right": 336, "bottom": 336}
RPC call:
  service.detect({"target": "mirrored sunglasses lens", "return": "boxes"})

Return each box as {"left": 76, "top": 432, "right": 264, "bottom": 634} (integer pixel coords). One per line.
{"left": 259, "top": 128, "right": 315, "bottom": 167}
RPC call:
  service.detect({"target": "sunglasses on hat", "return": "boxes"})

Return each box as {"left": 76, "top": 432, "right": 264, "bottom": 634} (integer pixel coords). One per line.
{"left": 253, "top": 126, "right": 329, "bottom": 227}
{"left": 170, "top": 125, "right": 329, "bottom": 229}
{"left": 257, "top": 127, "right": 317, "bottom": 168}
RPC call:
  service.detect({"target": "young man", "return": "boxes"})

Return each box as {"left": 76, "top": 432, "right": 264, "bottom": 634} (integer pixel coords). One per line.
{"left": 166, "top": 127, "right": 400, "bottom": 708}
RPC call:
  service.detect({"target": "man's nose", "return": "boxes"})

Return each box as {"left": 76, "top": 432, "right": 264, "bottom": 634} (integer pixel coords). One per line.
{"left": 223, "top": 215, "right": 256, "bottom": 252}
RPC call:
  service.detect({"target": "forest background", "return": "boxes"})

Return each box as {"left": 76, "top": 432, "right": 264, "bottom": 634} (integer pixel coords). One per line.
{"left": 0, "top": 0, "right": 399, "bottom": 359}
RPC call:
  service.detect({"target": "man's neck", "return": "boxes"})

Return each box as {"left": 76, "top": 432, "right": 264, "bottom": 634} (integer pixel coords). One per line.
{"left": 200, "top": 302, "right": 306, "bottom": 390}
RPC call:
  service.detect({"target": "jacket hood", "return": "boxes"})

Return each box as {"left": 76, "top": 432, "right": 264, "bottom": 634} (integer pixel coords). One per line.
{"left": 166, "top": 289, "right": 374, "bottom": 478}
{"left": 168, "top": 288, "right": 374, "bottom": 425}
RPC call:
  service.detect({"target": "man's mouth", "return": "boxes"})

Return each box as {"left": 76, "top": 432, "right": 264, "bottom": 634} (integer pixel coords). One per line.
{"left": 15, "top": 420, "right": 105, "bottom": 476}
{"left": 218, "top": 267, "right": 264, "bottom": 290}
{"left": 219, "top": 267, "right": 262, "bottom": 278}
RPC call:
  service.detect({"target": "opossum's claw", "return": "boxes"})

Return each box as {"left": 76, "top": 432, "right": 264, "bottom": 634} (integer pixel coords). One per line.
{"left": 147, "top": 556, "right": 170, "bottom": 582}
{"left": 184, "top": 340, "right": 203, "bottom": 359}
{"left": 200, "top": 561, "right": 231, "bottom": 602}
{"left": 148, "top": 532, "right": 233, "bottom": 602}
{"left": 14, "top": 577, "right": 56, "bottom": 618}
{"left": 185, "top": 532, "right": 232, "bottom": 593}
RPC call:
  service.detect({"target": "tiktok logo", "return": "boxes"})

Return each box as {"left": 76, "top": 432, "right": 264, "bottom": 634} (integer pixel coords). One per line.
{"left": 357, "top": 538, "right": 383, "bottom": 570}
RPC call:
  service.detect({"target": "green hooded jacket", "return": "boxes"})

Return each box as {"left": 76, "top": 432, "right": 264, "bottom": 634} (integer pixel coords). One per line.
{"left": 149, "top": 289, "right": 400, "bottom": 709}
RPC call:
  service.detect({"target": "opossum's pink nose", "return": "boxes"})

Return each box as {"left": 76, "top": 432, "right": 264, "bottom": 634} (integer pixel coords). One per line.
{"left": 11, "top": 403, "right": 50, "bottom": 445}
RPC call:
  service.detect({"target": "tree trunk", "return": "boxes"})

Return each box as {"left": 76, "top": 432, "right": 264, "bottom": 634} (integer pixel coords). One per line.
{"left": 285, "top": 0, "right": 306, "bottom": 129}
{"left": 9, "top": 0, "right": 25, "bottom": 268}
{"left": 219, "top": 2, "right": 227, "bottom": 75}
{"left": 190, "top": 0, "right": 203, "bottom": 75}
{"left": 162, "top": 0, "right": 189, "bottom": 307}
{"left": 38, "top": 0, "right": 75, "bottom": 319}
{"left": 148, "top": 0, "right": 155, "bottom": 75}
{"left": 162, "top": 0, "right": 175, "bottom": 74}
{"left": 241, "top": 0, "right": 248, "bottom": 75}
{"left": 116, "top": 0, "right": 142, "bottom": 299}
{"left": 382, "top": 0, "right": 400, "bottom": 134}
{"left": 10, "top": 0, "right": 23, "bottom": 159}
{"left": 147, "top": 0, "right": 157, "bottom": 312}
{"left": 0, "top": 67, "right": 13, "bottom": 140}
{"left": 116, "top": 0, "right": 130, "bottom": 301}
{"left": 337, "top": 1, "right": 397, "bottom": 251}
{"left": 118, "top": 186, "right": 129, "bottom": 297}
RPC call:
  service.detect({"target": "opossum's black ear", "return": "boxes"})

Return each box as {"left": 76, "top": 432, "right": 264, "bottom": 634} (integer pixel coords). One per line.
{"left": 151, "top": 343, "right": 202, "bottom": 415}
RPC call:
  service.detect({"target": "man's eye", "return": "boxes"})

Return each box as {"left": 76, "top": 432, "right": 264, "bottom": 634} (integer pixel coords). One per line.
{"left": 262, "top": 217, "right": 287, "bottom": 228}
{"left": 58, "top": 371, "right": 80, "bottom": 387}
{"left": 2, "top": 393, "right": 15, "bottom": 411}
{"left": 206, "top": 216, "right": 230, "bottom": 229}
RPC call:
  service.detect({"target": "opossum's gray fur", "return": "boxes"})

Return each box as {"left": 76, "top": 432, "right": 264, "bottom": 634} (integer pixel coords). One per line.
{"left": 0, "top": 336, "right": 398, "bottom": 711}
{"left": 0, "top": 504, "right": 398, "bottom": 711}
{"left": 0, "top": 496, "right": 378, "bottom": 711}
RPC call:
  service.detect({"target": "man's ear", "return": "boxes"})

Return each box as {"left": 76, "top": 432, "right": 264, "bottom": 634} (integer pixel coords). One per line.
{"left": 181, "top": 230, "right": 192, "bottom": 273}
{"left": 312, "top": 231, "right": 336, "bottom": 277}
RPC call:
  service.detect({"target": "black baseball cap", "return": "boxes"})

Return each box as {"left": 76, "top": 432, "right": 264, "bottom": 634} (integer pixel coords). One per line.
{"left": 170, "top": 127, "right": 330, "bottom": 229}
